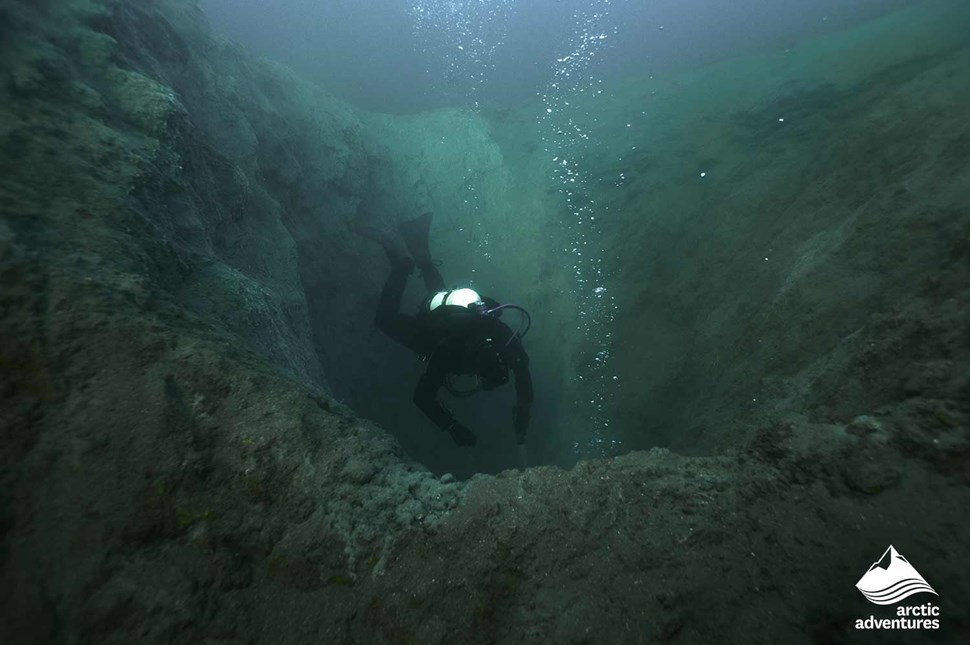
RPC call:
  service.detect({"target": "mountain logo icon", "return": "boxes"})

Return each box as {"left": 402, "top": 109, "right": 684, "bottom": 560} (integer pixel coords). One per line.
{"left": 856, "top": 545, "right": 938, "bottom": 605}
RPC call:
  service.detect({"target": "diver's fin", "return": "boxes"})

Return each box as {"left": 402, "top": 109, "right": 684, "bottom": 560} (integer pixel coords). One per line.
{"left": 399, "top": 212, "right": 434, "bottom": 267}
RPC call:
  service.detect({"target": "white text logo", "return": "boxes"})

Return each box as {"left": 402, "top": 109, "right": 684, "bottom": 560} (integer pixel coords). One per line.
{"left": 853, "top": 545, "right": 940, "bottom": 631}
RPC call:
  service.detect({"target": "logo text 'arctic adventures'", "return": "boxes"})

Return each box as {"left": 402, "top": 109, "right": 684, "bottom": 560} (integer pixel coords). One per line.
{"left": 853, "top": 545, "right": 940, "bottom": 631}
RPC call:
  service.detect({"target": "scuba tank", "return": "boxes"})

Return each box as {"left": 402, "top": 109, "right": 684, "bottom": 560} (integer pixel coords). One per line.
{"left": 424, "top": 288, "right": 532, "bottom": 343}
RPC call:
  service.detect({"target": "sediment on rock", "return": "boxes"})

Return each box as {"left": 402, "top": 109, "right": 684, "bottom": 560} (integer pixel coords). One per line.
{"left": 1, "top": 0, "right": 968, "bottom": 643}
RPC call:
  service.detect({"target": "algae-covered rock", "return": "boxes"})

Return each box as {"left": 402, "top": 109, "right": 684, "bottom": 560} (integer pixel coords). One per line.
{"left": 1, "top": 0, "right": 968, "bottom": 643}
{"left": 107, "top": 65, "right": 185, "bottom": 134}
{"left": 77, "top": 30, "right": 118, "bottom": 68}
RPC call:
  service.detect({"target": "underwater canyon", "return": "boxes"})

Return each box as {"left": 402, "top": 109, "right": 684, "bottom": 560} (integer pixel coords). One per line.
{"left": 1, "top": 0, "right": 968, "bottom": 642}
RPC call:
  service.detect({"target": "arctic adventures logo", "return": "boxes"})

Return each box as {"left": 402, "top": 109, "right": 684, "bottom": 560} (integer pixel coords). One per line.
{"left": 853, "top": 545, "right": 941, "bottom": 631}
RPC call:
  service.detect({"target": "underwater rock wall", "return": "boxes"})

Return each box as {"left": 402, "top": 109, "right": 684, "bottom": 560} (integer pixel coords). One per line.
{"left": 103, "top": 0, "right": 378, "bottom": 392}
{"left": 591, "top": 0, "right": 970, "bottom": 456}
{"left": 2, "top": 0, "right": 969, "bottom": 643}
{"left": 0, "top": 0, "right": 466, "bottom": 638}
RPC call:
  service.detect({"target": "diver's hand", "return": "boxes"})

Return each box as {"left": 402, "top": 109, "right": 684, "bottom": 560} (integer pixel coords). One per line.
{"left": 446, "top": 422, "right": 477, "bottom": 447}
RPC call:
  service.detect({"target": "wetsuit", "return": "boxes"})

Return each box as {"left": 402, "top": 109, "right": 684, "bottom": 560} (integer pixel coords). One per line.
{"left": 374, "top": 260, "right": 534, "bottom": 443}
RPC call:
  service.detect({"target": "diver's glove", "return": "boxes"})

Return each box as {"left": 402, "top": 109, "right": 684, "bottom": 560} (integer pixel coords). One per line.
{"left": 512, "top": 405, "right": 530, "bottom": 445}
{"left": 445, "top": 421, "right": 477, "bottom": 447}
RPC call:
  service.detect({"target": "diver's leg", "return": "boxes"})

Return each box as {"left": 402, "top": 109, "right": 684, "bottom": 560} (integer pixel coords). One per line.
{"left": 399, "top": 213, "right": 433, "bottom": 265}
{"left": 400, "top": 212, "right": 445, "bottom": 293}
{"left": 418, "top": 262, "right": 445, "bottom": 293}
{"left": 374, "top": 258, "right": 418, "bottom": 346}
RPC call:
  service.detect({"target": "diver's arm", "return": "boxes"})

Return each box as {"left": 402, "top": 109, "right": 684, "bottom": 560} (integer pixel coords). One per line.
{"left": 413, "top": 359, "right": 453, "bottom": 429}
{"left": 511, "top": 348, "right": 534, "bottom": 444}
{"left": 413, "top": 358, "right": 477, "bottom": 446}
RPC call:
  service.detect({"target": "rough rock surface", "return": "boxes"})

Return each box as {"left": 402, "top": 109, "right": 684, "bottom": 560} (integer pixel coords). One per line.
{"left": 1, "top": 1, "right": 968, "bottom": 643}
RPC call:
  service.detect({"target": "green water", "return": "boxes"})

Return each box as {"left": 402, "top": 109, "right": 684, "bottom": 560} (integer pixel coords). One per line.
{"left": 1, "top": 0, "right": 968, "bottom": 642}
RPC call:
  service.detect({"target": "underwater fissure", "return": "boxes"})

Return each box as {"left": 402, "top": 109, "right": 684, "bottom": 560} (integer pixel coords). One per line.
{"left": 1, "top": 0, "right": 968, "bottom": 642}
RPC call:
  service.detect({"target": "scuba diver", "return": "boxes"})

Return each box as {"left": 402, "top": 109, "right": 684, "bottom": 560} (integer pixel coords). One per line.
{"left": 370, "top": 213, "right": 533, "bottom": 449}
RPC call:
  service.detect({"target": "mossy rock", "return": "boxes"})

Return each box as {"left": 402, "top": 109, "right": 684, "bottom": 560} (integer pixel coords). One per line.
{"left": 106, "top": 66, "right": 184, "bottom": 135}
{"left": 174, "top": 507, "right": 214, "bottom": 531}
{"left": 76, "top": 30, "right": 118, "bottom": 68}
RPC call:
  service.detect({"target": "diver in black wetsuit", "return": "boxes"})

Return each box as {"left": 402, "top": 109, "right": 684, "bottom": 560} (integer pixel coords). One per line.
{"left": 372, "top": 213, "right": 533, "bottom": 448}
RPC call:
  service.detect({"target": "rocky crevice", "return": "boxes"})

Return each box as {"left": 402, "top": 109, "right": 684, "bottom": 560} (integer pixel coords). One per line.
{"left": 1, "top": 0, "right": 968, "bottom": 643}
